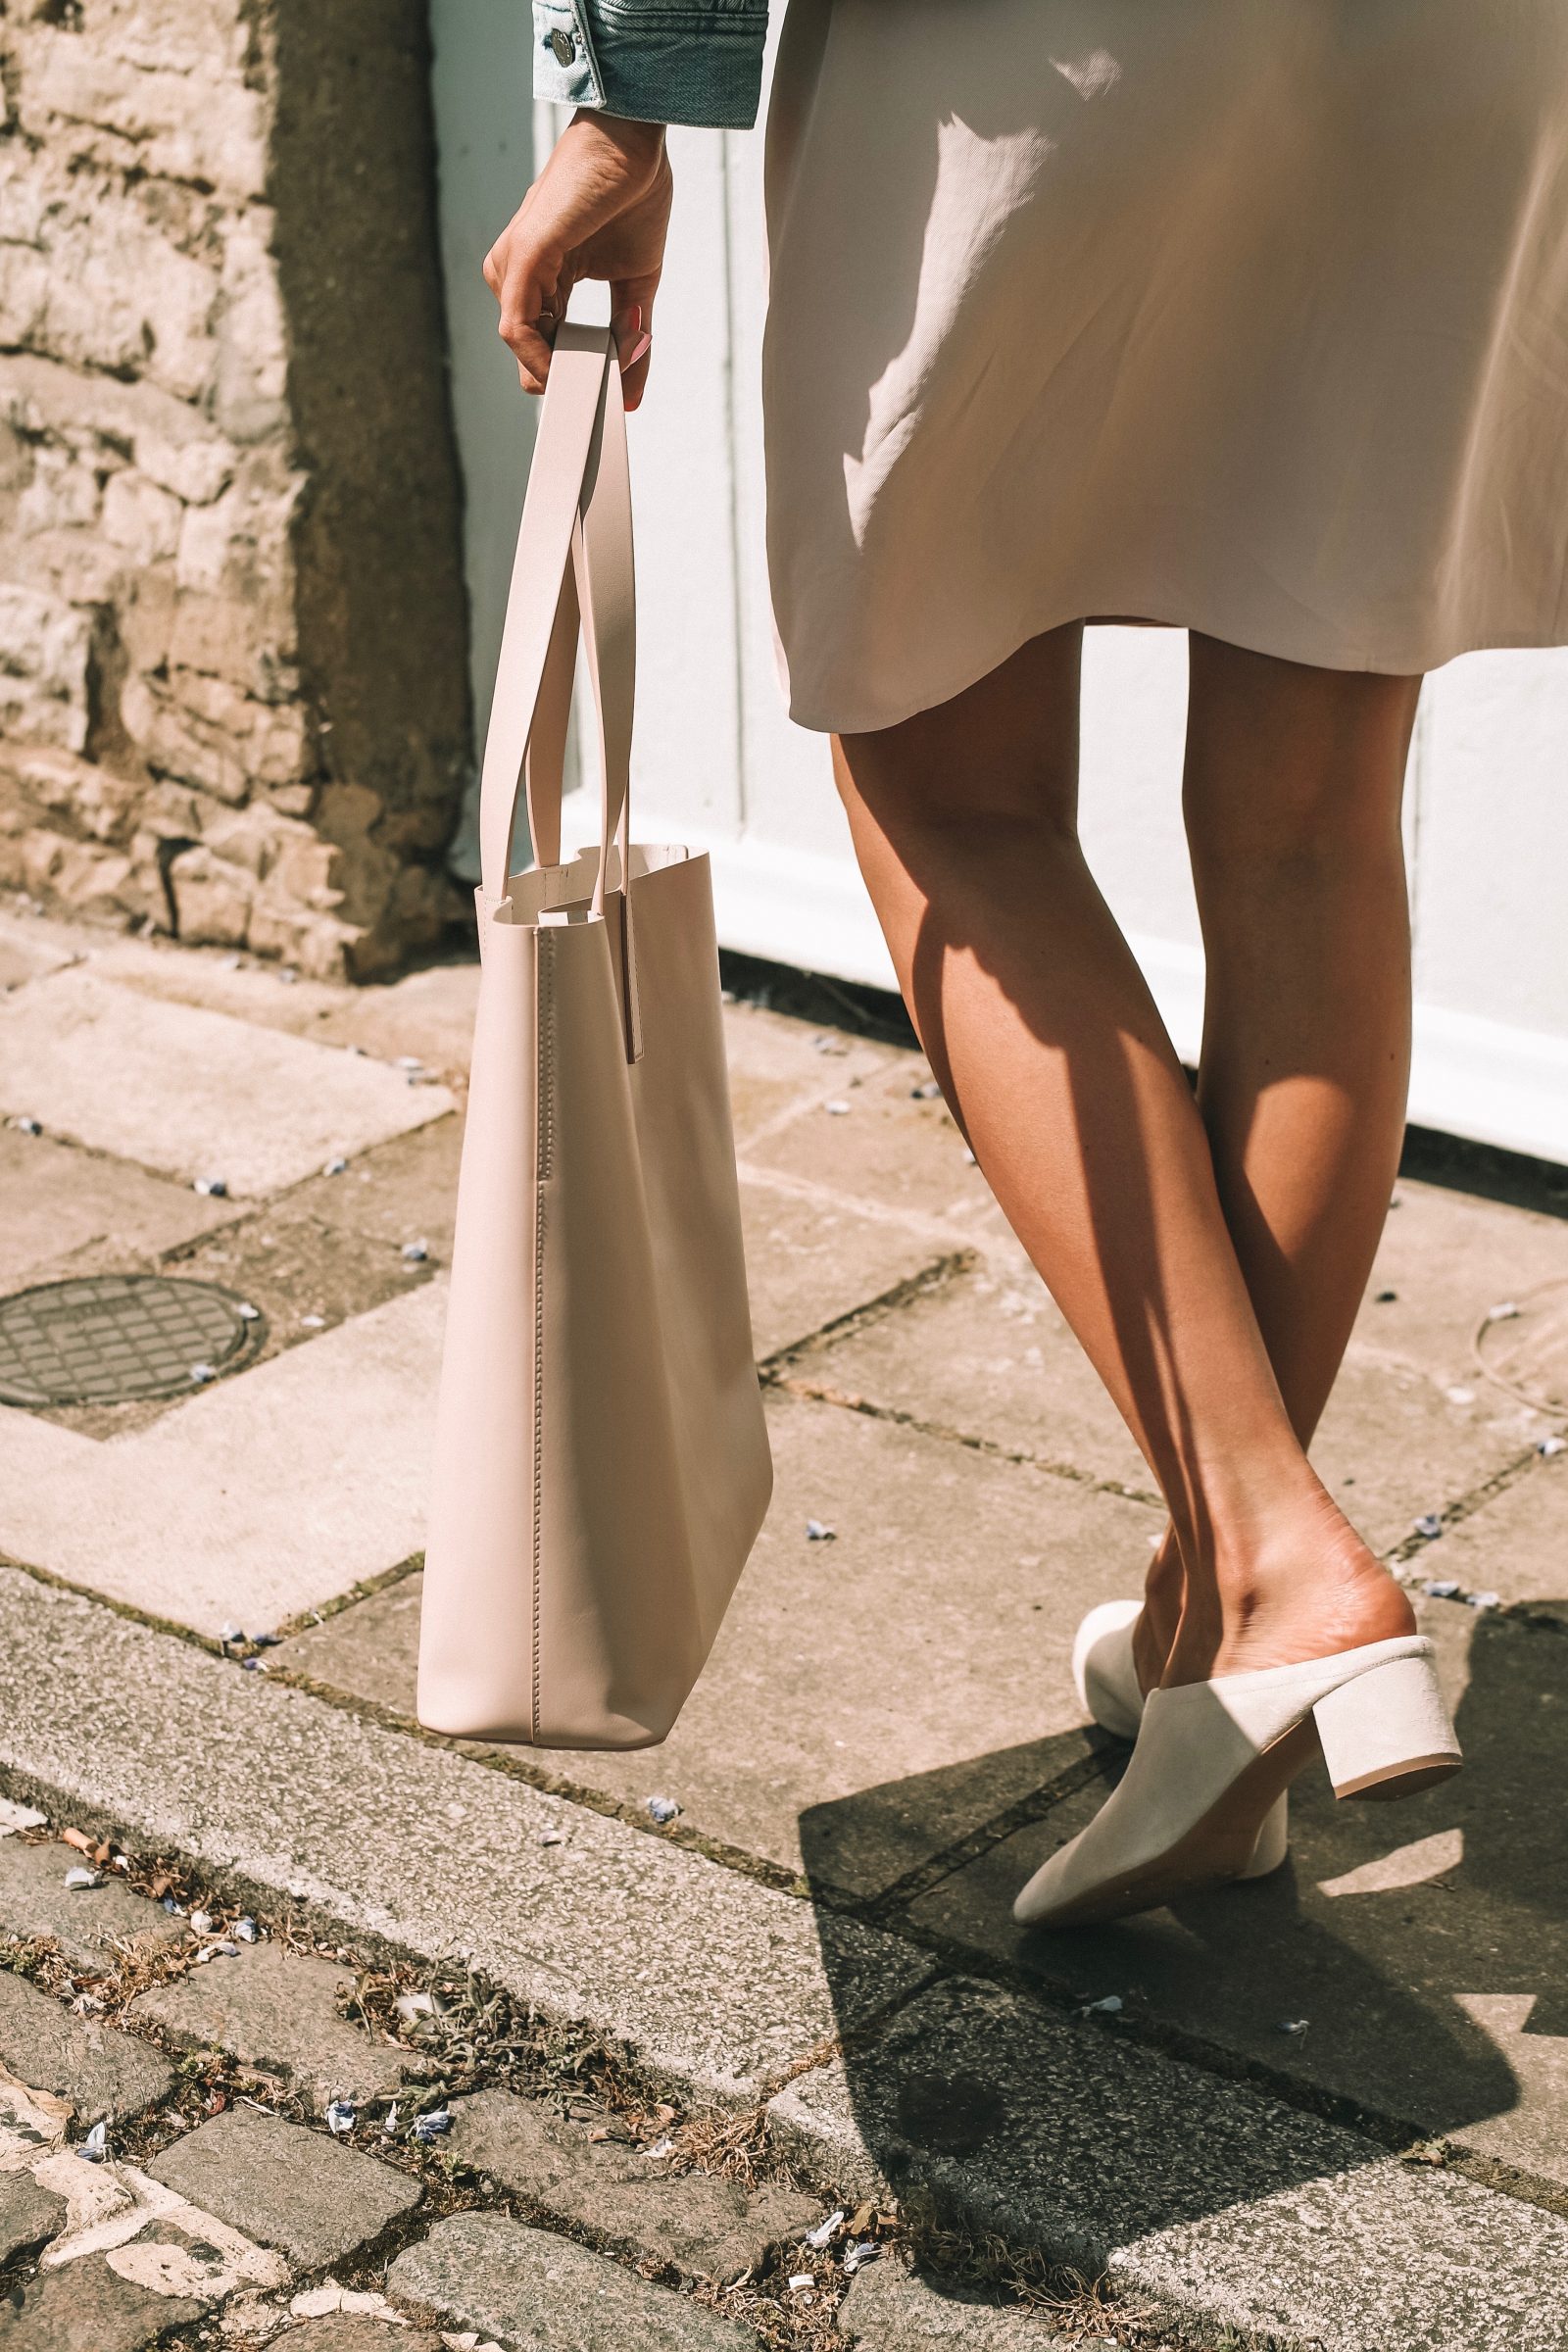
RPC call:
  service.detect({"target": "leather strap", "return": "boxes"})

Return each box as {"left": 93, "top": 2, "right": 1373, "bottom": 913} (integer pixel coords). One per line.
{"left": 479, "top": 323, "right": 637, "bottom": 910}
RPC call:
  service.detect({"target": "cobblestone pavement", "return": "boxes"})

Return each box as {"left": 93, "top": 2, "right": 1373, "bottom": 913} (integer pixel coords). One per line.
{"left": 0, "top": 1812, "right": 1167, "bottom": 2352}
{"left": 2, "top": 892, "right": 1567, "bottom": 2351}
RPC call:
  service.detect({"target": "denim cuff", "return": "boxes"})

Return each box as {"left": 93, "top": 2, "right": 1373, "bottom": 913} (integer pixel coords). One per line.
{"left": 531, "top": 0, "right": 767, "bottom": 129}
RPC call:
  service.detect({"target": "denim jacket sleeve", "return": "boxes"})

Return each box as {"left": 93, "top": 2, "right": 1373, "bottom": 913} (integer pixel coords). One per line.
{"left": 531, "top": 0, "right": 768, "bottom": 129}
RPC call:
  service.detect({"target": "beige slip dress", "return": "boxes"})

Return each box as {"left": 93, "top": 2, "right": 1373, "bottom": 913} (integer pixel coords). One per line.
{"left": 760, "top": 0, "right": 1568, "bottom": 734}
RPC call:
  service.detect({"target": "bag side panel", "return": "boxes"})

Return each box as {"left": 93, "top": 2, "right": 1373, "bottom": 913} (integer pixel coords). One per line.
{"left": 534, "top": 916, "right": 706, "bottom": 1747}
{"left": 625, "top": 853, "right": 774, "bottom": 1655}
{"left": 418, "top": 921, "right": 544, "bottom": 1738}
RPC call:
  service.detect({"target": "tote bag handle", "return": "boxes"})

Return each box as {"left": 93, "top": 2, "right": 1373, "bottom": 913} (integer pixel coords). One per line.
{"left": 477, "top": 323, "right": 636, "bottom": 912}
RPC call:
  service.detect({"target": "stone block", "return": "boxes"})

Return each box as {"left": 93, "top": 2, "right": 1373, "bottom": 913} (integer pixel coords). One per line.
{"left": 245, "top": 893, "right": 360, "bottom": 984}
{"left": 0, "top": 906, "right": 78, "bottom": 990}
{"left": 0, "top": 1836, "right": 188, "bottom": 1972}
{"left": 147, "top": 2108, "right": 420, "bottom": 2270}
{"left": 310, "top": 959, "right": 480, "bottom": 1078}
{"left": 0, "top": 2170, "right": 66, "bottom": 2267}
{"left": 836, "top": 2260, "right": 1073, "bottom": 2348}
{"left": 213, "top": 212, "right": 290, "bottom": 443}
{"left": 719, "top": 1000, "right": 894, "bottom": 1149}
{"left": 0, "top": 1113, "right": 238, "bottom": 1293}
{"left": 16, "top": 19, "right": 268, "bottom": 201}
{"left": 0, "top": 584, "right": 92, "bottom": 754}
{"left": 0, "top": 1278, "right": 447, "bottom": 1636}
{"left": 100, "top": 471, "right": 182, "bottom": 565}
{"left": 277, "top": 2320, "right": 444, "bottom": 2352}
{"left": 166, "top": 842, "right": 255, "bottom": 948}
{"left": 128, "top": 1941, "right": 412, "bottom": 2114}
{"left": 445, "top": 2088, "right": 820, "bottom": 2282}
{"left": 0, "top": 1968, "right": 174, "bottom": 2127}
{"left": 388, "top": 2211, "right": 760, "bottom": 2351}
{"left": 1, "top": 157, "right": 220, "bottom": 401}
{"left": 2, "top": 745, "right": 143, "bottom": 844}
{"left": 15, "top": 442, "right": 102, "bottom": 534}
{"left": 0, "top": 2254, "right": 204, "bottom": 2352}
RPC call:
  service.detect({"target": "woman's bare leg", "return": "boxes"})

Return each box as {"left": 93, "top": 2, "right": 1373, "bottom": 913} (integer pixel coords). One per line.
{"left": 831, "top": 624, "right": 1413, "bottom": 1686}
{"left": 1134, "top": 637, "right": 1423, "bottom": 1690}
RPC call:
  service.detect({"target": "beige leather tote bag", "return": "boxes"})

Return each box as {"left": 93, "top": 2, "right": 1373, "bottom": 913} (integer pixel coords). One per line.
{"left": 418, "top": 323, "right": 772, "bottom": 1749}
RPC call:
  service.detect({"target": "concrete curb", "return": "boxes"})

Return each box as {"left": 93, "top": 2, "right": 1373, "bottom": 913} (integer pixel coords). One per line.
{"left": 0, "top": 1564, "right": 930, "bottom": 2106}
{"left": 4, "top": 1563, "right": 1567, "bottom": 2352}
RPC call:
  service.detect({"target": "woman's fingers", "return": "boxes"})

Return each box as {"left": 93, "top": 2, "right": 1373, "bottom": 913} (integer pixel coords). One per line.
{"left": 612, "top": 298, "right": 654, "bottom": 410}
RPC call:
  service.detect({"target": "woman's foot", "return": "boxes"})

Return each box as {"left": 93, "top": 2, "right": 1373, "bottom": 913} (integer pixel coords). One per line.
{"left": 1074, "top": 1596, "right": 1290, "bottom": 1880}
{"left": 1019, "top": 1626, "right": 1460, "bottom": 1929}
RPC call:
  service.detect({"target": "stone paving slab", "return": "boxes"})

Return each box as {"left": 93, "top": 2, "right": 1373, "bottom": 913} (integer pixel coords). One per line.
{"left": 445, "top": 2087, "right": 820, "bottom": 2284}
{"left": 806, "top": 1245, "right": 1548, "bottom": 1552}
{"left": 766, "top": 1976, "right": 1568, "bottom": 2352}
{"left": 0, "top": 1969, "right": 173, "bottom": 2129}
{"left": 1430, "top": 1446, "right": 1568, "bottom": 1612}
{"left": 906, "top": 1597, "right": 1568, "bottom": 2194}
{"left": 0, "top": 2172, "right": 65, "bottom": 2267}
{"left": 0, "top": 2252, "right": 206, "bottom": 2350}
{"left": 147, "top": 2108, "right": 419, "bottom": 2270}
{"left": 0, "top": 967, "right": 454, "bottom": 1196}
{"left": 0, "top": 1565, "right": 933, "bottom": 2105}
{"left": 85, "top": 936, "right": 348, "bottom": 1038}
{"left": 0, "top": 1127, "right": 239, "bottom": 1294}
{"left": 128, "top": 1942, "right": 414, "bottom": 2115}
{"left": 309, "top": 961, "right": 480, "bottom": 1080}
{"left": 746, "top": 1057, "right": 1009, "bottom": 1244}
{"left": 740, "top": 1175, "right": 956, "bottom": 1366}
{"left": 720, "top": 1002, "right": 894, "bottom": 1152}
{"left": 0, "top": 1836, "right": 187, "bottom": 1971}
{"left": 81, "top": 932, "right": 476, "bottom": 1084}
{"left": 0, "top": 1278, "right": 445, "bottom": 1636}
{"left": 0, "top": 909, "right": 78, "bottom": 993}
{"left": 281, "top": 1119, "right": 463, "bottom": 1266}
{"left": 281, "top": 1392, "right": 1154, "bottom": 1895}
{"left": 388, "top": 2209, "right": 761, "bottom": 2350}
{"left": 1353, "top": 1179, "right": 1568, "bottom": 1391}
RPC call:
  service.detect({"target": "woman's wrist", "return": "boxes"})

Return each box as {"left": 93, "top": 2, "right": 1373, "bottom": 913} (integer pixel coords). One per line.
{"left": 570, "top": 108, "right": 668, "bottom": 157}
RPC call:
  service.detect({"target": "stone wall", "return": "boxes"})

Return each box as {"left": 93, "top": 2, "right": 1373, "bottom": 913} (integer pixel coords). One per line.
{"left": 0, "top": 0, "right": 472, "bottom": 979}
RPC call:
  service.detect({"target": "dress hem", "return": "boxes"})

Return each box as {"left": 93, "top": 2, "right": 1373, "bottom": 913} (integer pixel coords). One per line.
{"left": 780, "top": 602, "right": 1568, "bottom": 738}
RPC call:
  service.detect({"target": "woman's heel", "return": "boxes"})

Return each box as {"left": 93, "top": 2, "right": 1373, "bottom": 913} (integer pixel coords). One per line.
{"left": 1312, "top": 1650, "right": 1462, "bottom": 1800}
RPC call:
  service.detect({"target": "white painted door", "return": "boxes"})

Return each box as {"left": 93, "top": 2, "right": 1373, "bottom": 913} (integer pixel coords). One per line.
{"left": 429, "top": 11, "right": 1568, "bottom": 1164}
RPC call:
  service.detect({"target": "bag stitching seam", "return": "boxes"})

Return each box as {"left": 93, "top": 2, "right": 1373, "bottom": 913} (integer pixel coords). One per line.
{"left": 531, "top": 928, "right": 553, "bottom": 1746}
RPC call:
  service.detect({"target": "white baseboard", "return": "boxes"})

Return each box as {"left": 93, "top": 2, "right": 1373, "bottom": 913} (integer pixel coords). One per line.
{"left": 561, "top": 795, "right": 1568, "bottom": 1167}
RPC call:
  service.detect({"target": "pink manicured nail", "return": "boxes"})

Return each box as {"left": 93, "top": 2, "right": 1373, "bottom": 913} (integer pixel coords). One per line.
{"left": 622, "top": 330, "right": 652, "bottom": 369}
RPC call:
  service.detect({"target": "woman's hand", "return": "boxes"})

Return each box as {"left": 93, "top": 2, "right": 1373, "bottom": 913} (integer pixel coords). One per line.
{"left": 484, "top": 111, "right": 672, "bottom": 410}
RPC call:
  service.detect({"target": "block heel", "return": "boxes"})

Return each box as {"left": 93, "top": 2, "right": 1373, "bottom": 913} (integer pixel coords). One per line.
{"left": 1311, "top": 1649, "right": 1463, "bottom": 1799}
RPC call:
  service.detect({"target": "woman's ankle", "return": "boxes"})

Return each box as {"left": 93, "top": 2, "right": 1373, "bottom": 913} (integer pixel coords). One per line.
{"left": 1161, "top": 1487, "right": 1415, "bottom": 1685}
{"left": 1134, "top": 1532, "right": 1185, "bottom": 1694}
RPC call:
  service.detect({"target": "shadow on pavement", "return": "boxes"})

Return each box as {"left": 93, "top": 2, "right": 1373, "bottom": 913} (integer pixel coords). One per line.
{"left": 797, "top": 1599, "right": 1566, "bottom": 2248}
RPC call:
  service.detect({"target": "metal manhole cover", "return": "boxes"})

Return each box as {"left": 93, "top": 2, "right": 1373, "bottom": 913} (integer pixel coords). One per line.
{"left": 0, "top": 1274, "right": 267, "bottom": 1408}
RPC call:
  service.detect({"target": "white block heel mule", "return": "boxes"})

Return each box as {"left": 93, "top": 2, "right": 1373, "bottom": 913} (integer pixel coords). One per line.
{"left": 1019, "top": 1632, "right": 1460, "bottom": 1930}
{"left": 1073, "top": 1599, "right": 1289, "bottom": 1881}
